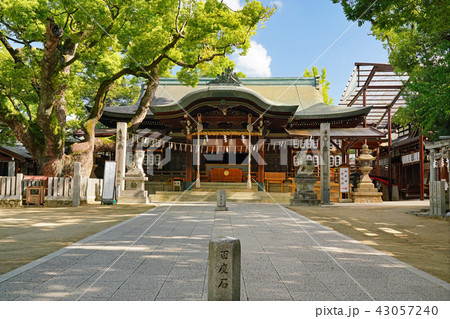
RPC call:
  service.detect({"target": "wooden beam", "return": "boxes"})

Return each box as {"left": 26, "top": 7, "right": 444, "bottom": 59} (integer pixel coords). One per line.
{"left": 367, "top": 85, "right": 403, "bottom": 90}
{"left": 347, "top": 67, "right": 378, "bottom": 107}
{"left": 375, "top": 88, "right": 405, "bottom": 128}
{"left": 186, "top": 134, "right": 193, "bottom": 183}
{"left": 419, "top": 132, "right": 425, "bottom": 201}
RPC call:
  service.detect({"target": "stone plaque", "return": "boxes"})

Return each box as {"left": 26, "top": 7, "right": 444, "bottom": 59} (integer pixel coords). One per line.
{"left": 208, "top": 237, "right": 240, "bottom": 301}
{"left": 102, "top": 161, "right": 117, "bottom": 204}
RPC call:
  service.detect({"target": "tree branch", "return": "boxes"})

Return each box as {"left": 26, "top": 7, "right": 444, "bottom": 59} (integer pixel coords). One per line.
{"left": 164, "top": 49, "right": 227, "bottom": 68}
{"left": 0, "top": 33, "right": 22, "bottom": 64}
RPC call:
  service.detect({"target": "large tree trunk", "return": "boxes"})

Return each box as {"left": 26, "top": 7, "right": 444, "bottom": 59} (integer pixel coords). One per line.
{"left": 37, "top": 18, "right": 76, "bottom": 176}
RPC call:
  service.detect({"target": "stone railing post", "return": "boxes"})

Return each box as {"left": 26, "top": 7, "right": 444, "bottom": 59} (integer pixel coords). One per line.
{"left": 208, "top": 236, "right": 240, "bottom": 301}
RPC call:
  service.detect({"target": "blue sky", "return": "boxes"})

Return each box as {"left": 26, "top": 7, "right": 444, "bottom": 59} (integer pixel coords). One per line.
{"left": 226, "top": 0, "right": 389, "bottom": 103}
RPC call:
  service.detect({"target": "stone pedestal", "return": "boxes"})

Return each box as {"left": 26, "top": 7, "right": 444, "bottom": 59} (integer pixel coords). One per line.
{"left": 120, "top": 175, "right": 149, "bottom": 204}
{"left": 119, "top": 150, "right": 149, "bottom": 204}
{"left": 290, "top": 173, "right": 320, "bottom": 206}
{"left": 353, "top": 144, "right": 383, "bottom": 203}
{"left": 353, "top": 182, "right": 383, "bottom": 203}
{"left": 290, "top": 156, "right": 320, "bottom": 206}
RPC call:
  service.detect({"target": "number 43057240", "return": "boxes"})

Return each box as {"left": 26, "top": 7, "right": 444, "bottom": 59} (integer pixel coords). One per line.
{"left": 375, "top": 306, "right": 438, "bottom": 316}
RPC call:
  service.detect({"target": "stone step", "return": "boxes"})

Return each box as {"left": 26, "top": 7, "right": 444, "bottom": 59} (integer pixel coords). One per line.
{"left": 191, "top": 182, "right": 259, "bottom": 191}
{"left": 150, "top": 190, "right": 292, "bottom": 204}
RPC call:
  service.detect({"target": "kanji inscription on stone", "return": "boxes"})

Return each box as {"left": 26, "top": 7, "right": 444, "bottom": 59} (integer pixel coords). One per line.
{"left": 208, "top": 237, "right": 240, "bottom": 301}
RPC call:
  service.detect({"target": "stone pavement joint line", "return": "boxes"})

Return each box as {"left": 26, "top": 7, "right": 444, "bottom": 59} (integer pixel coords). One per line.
{"left": 76, "top": 182, "right": 199, "bottom": 300}
{"left": 258, "top": 185, "right": 375, "bottom": 300}
{"left": 0, "top": 203, "right": 449, "bottom": 301}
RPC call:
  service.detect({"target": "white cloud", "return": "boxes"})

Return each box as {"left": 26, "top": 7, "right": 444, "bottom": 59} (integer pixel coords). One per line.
{"left": 222, "top": 0, "right": 243, "bottom": 11}
{"left": 233, "top": 41, "right": 272, "bottom": 77}
{"left": 271, "top": 1, "right": 283, "bottom": 10}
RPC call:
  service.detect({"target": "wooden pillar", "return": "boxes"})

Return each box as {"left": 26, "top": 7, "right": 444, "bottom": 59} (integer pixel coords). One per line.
{"left": 376, "top": 146, "right": 380, "bottom": 176}
{"left": 419, "top": 133, "right": 425, "bottom": 201}
{"left": 257, "top": 136, "right": 265, "bottom": 183}
{"left": 186, "top": 134, "right": 193, "bottom": 183}
{"left": 388, "top": 107, "right": 392, "bottom": 201}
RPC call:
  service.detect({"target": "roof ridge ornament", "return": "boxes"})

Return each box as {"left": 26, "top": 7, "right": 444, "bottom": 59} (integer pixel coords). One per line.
{"left": 208, "top": 67, "right": 241, "bottom": 86}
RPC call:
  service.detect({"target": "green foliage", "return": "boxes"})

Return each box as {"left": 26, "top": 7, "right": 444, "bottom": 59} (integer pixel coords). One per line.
{"left": 332, "top": 0, "right": 450, "bottom": 139}
{"left": 0, "top": 0, "right": 274, "bottom": 167}
{"left": 303, "top": 66, "right": 334, "bottom": 105}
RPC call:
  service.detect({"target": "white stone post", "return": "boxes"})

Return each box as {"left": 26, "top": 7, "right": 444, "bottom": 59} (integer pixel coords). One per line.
{"left": 320, "top": 123, "right": 331, "bottom": 204}
{"left": 72, "top": 162, "right": 82, "bottom": 207}
{"left": 115, "top": 122, "right": 127, "bottom": 198}
{"left": 16, "top": 173, "right": 23, "bottom": 198}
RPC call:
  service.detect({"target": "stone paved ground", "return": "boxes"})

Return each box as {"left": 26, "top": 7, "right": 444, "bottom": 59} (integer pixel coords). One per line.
{"left": 0, "top": 203, "right": 449, "bottom": 301}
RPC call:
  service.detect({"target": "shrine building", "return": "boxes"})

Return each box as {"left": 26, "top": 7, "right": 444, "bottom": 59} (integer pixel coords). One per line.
{"left": 96, "top": 69, "right": 384, "bottom": 193}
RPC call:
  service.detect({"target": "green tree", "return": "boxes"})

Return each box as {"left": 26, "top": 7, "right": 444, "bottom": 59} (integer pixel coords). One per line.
{"left": 303, "top": 66, "right": 333, "bottom": 105}
{"left": 0, "top": 0, "right": 274, "bottom": 176}
{"left": 331, "top": 0, "right": 450, "bottom": 138}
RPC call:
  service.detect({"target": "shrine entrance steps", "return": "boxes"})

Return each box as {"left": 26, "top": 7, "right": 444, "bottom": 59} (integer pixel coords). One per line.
{"left": 151, "top": 182, "right": 292, "bottom": 204}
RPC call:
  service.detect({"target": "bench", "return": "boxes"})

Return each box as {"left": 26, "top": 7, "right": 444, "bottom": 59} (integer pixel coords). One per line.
{"left": 264, "top": 172, "right": 286, "bottom": 192}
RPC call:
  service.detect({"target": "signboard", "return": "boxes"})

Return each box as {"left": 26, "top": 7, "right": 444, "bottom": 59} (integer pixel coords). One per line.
{"left": 102, "top": 161, "right": 117, "bottom": 204}
{"left": 339, "top": 167, "right": 350, "bottom": 193}
{"left": 402, "top": 152, "right": 420, "bottom": 164}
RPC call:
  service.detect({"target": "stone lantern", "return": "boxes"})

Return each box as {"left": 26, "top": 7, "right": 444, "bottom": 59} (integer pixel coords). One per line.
{"left": 353, "top": 144, "right": 383, "bottom": 203}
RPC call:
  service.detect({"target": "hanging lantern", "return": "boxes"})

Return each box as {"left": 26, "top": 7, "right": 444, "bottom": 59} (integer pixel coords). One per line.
{"left": 293, "top": 138, "right": 300, "bottom": 149}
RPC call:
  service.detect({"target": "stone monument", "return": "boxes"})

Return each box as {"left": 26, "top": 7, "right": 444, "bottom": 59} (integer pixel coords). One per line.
{"left": 215, "top": 190, "right": 228, "bottom": 211}
{"left": 353, "top": 144, "right": 383, "bottom": 203}
{"left": 320, "top": 123, "right": 331, "bottom": 204}
{"left": 208, "top": 236, "right": 241, "bottom": 301}
{"left": 115, "top": 122, "right": 127, "bottom": 197}
{"left": 290, "top": 151, "right": 320, "bottom": 206}
{"left": 120, "top": 150, "right": 149, "bottom": 204}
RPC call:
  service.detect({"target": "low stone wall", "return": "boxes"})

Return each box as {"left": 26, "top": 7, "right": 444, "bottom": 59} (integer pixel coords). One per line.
{"left": 44, "top": 199, "right": 73, "bottom": 207}
{"left": 0, "top": 199, "right": 22, "bottom": 207}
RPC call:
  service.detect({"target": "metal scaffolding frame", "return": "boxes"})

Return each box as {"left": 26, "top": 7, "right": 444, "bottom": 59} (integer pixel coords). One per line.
{"left": 339, "top": 62, "right": 411, "bottom": 201}
{"left": 339, "top": 62, "right": 408, "bottom": 130}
